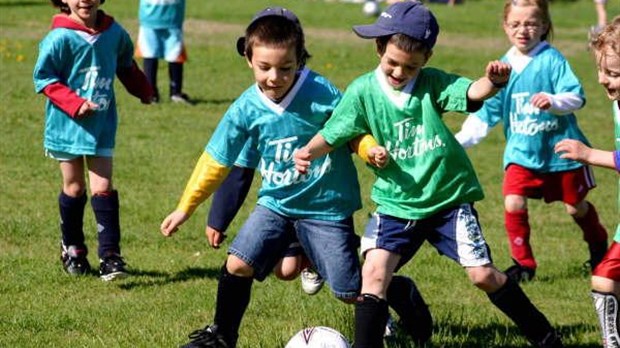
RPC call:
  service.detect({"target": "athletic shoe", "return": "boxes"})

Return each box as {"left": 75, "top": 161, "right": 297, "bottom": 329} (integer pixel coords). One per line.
{"left": 383, "top": 314, "right": 398, "bottom": 339}
{"left": 301, "top": 268, "right": 324, "bottom": 295}
{"left": 61, "top": 244, "right": 91, "bottom": 276}
{"left": 181, "top": 324, "right": 229, "bottom": 348}
{"left": 171, "top": 93, "right": 195, "bottom": 105}
{"left": 505, "top": 263, "right": 536, "bottom": 283}
{"left": 99, "top": 254, "right": 128, "bottom": 281}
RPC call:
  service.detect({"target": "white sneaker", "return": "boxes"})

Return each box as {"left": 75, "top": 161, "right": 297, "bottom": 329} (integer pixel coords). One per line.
{"left": 301, "top": 268, "right": 324, "bottom": 295}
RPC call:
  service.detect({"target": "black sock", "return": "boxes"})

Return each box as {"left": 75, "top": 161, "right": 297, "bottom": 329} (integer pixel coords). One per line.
{"left": 91, "top": 190, "right": 121, "bottom": 258}
{"left": 387, "top": 275, "right": 432, "bottom": 344}
{"left": 169, "top": 62, "right": 183, "bottom": 96}
{"left": 214, "top": 264, "right": 253, "bottom": 347}
{"left": 143, "top": 58, "right": 159, "bottom": 98}
{"left": 488, "top": 278, "right": 556, "bottom": 345}
{"left": 59, "top": 191, "right": 87, "bottom": 249}
{"left": 354, "top": 294, "right": 388, "bottom": 348}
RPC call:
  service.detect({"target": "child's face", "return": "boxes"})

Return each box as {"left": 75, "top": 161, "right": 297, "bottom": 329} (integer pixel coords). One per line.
{"left": 503, "top": 5, "right": 548, "bottom": 55}
{"left": 246, "top": 43, "right": 299, "bottom": 102}
{"left": 378, "top": 42, "right": 430, "bottom": 90}
{"left": 595, "top": 48, "right": 620, "bottom": 101}
{"left": 62, "top": 0, "right": 100, "bottom": 28}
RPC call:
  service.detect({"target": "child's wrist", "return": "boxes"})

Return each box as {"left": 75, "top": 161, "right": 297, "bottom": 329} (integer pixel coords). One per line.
{"left": 491, "top": 79, "right": 508, "bottom": 89}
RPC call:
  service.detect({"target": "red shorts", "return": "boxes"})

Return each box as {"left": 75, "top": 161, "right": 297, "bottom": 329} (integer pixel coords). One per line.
{"left": 593, "top": 242, "right": 620, "bottom": 281}
{"left": 502, "top": 164, "right": 595, "bottom": 205}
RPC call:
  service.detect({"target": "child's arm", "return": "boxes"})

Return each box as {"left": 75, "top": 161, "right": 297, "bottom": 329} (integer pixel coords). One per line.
{"left": 42, "top": 82, "right": 99, "bottom": 118}
{"left": 349, "top": 134, "right": 389, "bottom": 168}
{"left": 529, "top": 92, "right": 584, "bottom": 115}
{"left": 555, "top": 139, "right": 619, "bottom": 172}
{"left": 161, "top": 152, "right": 231, "bottom": 236}
{"left": 454, "top": 114, "right": 491, "bottom": 148}
{"left": 294, "top": 134, "right": 334, "bottom": 174}
{"left": 466, "top": 61, "right": 512, "bottom": 101}
{"left": 116, "top": 60, "right": 154, "bottom": 104}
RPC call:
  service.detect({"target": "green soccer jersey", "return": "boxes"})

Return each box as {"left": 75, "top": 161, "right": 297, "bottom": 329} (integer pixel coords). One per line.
{"left": 320, "top": 67, "right": 484, "bottom": 220}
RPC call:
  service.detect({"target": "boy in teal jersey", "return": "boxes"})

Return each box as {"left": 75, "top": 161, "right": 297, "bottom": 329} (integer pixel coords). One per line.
{"left": 555, "top": 16, "right": 620, "bottom": 348}
{"left": 160, "top": 7, "right": 430, "bottom": 347}
{"left": 33, "top": 0, "right": 153, "bottom": 280}
{"left": 295, "top": 2, "right": 561, "bottom": 347}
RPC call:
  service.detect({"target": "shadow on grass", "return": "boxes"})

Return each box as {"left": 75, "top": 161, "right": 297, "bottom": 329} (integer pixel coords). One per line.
{"left": 384, "top": 321, "right": 599, "bottom": 348}
{"left": 117, "top": 266, "right": 221, "bottom": 290}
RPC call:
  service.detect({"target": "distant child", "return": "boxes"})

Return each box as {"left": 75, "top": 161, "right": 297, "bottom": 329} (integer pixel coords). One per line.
{"left": 160, "top": 7, "right": 430, "bottom": 347}
{"left": 589, "top": 0, "right": 609, "bottom": 41}
{"left": 33, "top": 0, "right": 153, "bottom": 280}
{"left": 206, "top": 167, "right": 325, "bottom": 295}
{"left": 455, "top": 0, "right": 609, "bottom": 283}
{"left": 295, "top": 2, "right": 562, "bottom": 347}
{"left": 555, "top": 16, "right": 620, "bottom": 348}
{"left": 136, "top": 0, "right": 192, "bottom": 104}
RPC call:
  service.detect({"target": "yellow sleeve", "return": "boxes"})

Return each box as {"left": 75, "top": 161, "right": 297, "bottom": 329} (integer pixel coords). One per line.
{"left": 349, "top": 134, "right": 379, "bottom": 164}
{"left": 176, "top": 152, "right": 231, "bottom": 215}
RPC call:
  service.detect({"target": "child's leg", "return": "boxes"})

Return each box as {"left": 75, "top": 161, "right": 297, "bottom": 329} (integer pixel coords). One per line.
{"left": 86, "top": 156, "right": 119, "bottom": 258}
{"left": 567, "top": 200, "right": 608, "bottom": 269}
{"left": 142, "top": 58, "right": 159, "bottom": 100}
{"left": 386, "top": 275, "right": 433, "bottom": 345}
{"left": 273, "top": 255, "right": 302, "bottom": 281}
{"left": 592, "top": 242, "right": 620, "bottom": 347}
{"left": 169, "top": 62, "right": 183, "bottom": 96}
{"left": 59, "top": 158, "right": 88, "bottom": 249}
{"left": 504, "top": 194, "right": 537, "bottom": 270}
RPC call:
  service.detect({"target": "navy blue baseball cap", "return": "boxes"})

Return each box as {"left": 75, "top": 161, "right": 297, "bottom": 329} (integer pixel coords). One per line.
{"left": 353, "top": 1, "right": 439, "bottom": 49}
{"left": 236, "top": 7, "right": 302, "bottom": 56}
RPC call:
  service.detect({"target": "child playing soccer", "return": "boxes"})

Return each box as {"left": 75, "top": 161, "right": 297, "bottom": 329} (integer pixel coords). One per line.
{"left": 160, "top": 7, "right": 430, "bottom": 347}
{"left": 136, "top": 0, "right": 192, "bottom": 104}
{"left": 555, "top": 16, "right": 620, "bottom": 348}
{"left": 455, "top": 0, "right": 609, "bottom": 282}
{"left": 34, "top": 0, "right": 153, "bottom": 280}
{"left": 295, "top": 2, "right": 562, "bottom": 347}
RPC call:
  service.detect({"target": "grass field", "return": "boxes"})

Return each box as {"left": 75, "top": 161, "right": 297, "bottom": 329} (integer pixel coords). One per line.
{"left": 1, "top": 0, "right": 619, "bottom": 347}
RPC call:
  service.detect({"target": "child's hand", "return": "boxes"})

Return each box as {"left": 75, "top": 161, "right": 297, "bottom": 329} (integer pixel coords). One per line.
{"left": 294, "top": 147, "right": 312, "bottom": 174}
{"left": 76, "top": 100, "right": 99, "bottom": 118}
{"left": 529, "top": 93, "right": 552, "bottom": 110}
{"left": 554, "top": 139, "right": 591, "bottom": 163}
{"left": 485, "top": 60, "right": 511, "bottom": 87}
{"left": 368, "top": 146, "right": 389, "bottom": 168}
{"left": 205, "top": 226, "right": 227, "bottom": 249}
{"left": 160, "top": 210, "right": 189, "bottom": 237}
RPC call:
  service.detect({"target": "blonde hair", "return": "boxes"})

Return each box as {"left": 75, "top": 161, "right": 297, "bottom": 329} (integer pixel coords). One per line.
{"left": 503, "top": 0, "right": 553, "bottom": 42}
{"left": 591, "top": 16, "right": 620, "bottom": 58}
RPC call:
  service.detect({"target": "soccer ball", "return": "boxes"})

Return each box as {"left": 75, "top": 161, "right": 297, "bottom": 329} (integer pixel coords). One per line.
{"left": 362, "top": 1, "right": 381, "bottom": 17}
{"left": 285, "top": 326, "right": 351, "bottom": 348}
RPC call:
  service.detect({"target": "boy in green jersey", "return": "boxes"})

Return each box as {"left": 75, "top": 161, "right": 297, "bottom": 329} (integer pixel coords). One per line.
{"left": 295, "top": 2, "right": 562, "bottom": 347}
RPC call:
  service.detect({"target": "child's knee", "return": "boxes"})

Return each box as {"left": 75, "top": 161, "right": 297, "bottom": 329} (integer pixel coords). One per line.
{"left": 504, "top": 194, "right": 526, "bottom": 212}
{"left": 565, "top": 200, "right": 589, "bottom": 217}
{"left": 466, "top": 265, "right": 505, "bottom": 292}
{"left": 226, "top": 255, "right": 254, "bottom": 277}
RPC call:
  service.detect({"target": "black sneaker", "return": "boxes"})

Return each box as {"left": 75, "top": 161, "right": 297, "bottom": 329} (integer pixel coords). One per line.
{"left": 505, "top": 263, "right": 536, "bottom": 283}
{"left": 181, "top": 325, "right": 229, "bottom": 348}
{"left": 99, "top": 254, "right": 128, "bottom": 281}
{"left": 171, "top": 93, "right": 194, "bottom": 105}
{"left": 61, "top": 244, "right": 91, "bottom": 276}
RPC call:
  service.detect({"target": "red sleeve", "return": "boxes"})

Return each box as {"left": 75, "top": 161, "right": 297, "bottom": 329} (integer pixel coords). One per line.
{"left": 116, "top": 60, "right": 154, "bottom": 103}
{"left": 42, "top": 82, "right": 86, "bottom": 118}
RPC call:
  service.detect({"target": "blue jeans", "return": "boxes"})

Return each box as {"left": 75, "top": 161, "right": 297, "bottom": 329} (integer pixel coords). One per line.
{"left": 230, "top": 205, "right": 361, "bottom": 300}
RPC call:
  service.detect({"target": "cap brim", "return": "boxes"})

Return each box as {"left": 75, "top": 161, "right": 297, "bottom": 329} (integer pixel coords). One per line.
{"left": 352, "top": 24, "right": 397, "bottom": 39}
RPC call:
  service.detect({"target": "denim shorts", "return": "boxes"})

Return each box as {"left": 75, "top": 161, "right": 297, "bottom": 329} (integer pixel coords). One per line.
{"left": 361, "top": 203, "right": 492, "bottom": 270}
{"left": 229, "top": 205, "right": 361, "bottom": 300}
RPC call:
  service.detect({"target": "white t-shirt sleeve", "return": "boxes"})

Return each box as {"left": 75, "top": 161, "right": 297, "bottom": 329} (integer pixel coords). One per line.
{"left": 455, "top": 114, "right": 491, "bottom": 149}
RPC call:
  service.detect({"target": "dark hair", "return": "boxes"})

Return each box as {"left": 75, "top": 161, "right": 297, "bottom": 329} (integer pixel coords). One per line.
{"left": 242, "top": 16, "right": 310, "bottom": 68}
{"left": 375, "top": 33, "right": 432, "bottom": 56}
{"left": 51, "top": 0, "right": 105, "bottom": 14}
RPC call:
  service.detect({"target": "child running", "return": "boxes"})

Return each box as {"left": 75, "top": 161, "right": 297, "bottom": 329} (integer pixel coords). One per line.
{"left": 295, "top": 2, "right": 562, "bottom": 347}
{"left": 455, "top": 0, "right": 609, "bottom": 283}
{"left": 555, "top": 16, "right": 620, "bottom": 348}
{"left": 33, "top": 0, "right": 153, "bottom": 280}
{"left": 160, "top": 7, "right": 430, "bottom": 347}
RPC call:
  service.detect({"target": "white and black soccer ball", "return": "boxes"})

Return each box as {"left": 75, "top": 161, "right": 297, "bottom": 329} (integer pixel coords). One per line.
{"left": 362, "top": 1, "right": 381, "bottom": 17}
{"left": 285, "top": 326, "right": 351, "bottom": 348}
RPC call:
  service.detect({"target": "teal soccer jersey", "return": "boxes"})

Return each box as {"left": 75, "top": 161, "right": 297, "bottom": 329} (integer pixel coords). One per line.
{"left": 474, "top": 42, "right": 589, "bottom": 172}
{"left": 139, "top": 0, "right": 185, "bottom": 29}
{"left": 33, "top": 15, "right": 135, "bottom": 155}
{"left": 320, "top": 67, "right": 484, "bottom": 220}
{"left": 206, "top": 68, "right": 362, "bottom": 221}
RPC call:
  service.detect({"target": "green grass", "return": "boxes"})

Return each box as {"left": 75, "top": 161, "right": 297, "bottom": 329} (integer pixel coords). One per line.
{"left": 1, "top": 0, "right": 618, "bottom": 346}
